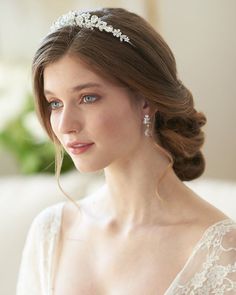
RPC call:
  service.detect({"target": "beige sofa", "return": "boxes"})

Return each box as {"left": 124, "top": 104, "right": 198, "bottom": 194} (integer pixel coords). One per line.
{"left": 0, "top": 171, "right": 235, "bottom": 295}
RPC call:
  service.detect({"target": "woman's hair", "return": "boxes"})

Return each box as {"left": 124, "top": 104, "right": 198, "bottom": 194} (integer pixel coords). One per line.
{"left": 32, "top": 7, "right": 206, "bottom": 182}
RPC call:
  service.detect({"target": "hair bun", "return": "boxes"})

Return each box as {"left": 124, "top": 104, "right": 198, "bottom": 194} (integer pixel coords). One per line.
{"left": 173, "top": 151, "right": 206, "bottom": 181}
{"left": 155, "top": 110, "right": 207, "bottom": 181}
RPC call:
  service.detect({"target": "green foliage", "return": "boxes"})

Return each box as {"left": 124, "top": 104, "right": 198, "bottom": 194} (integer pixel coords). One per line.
{"left": 0, "top": 93, "right": 74, "bottom": 174}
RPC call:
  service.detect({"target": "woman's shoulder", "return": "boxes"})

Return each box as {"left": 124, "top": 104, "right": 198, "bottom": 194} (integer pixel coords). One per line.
{"left": 203, "top": 217, "right": 236, "bottom": 247}
{"left": 60, "top": 190, "right": 104, "bottom": 238}
{"left": 29, "top": 202, "right": 66, "bottom": 238}
{"left": 58, "top": 181, "right": 105, "bottom": 220}
{"left": 33, "top": 202, "right": 65, "bottom": 224}
{"left": 33, "top": 193, "right": 95, "bottom": 239}
{"left": 201, "top": 217, "right": 236, "bottom": 242}
{"left": 171, "top": 218, "right": 236, "bottom": 294}
{"left": 60, "top": 197, "right": 88, "bottom": 238}
{"left": 190, "top": 215, "right": 236, "bottom": 265}
{"left": 186, "top": 188, "right": 233, "bottom": 229}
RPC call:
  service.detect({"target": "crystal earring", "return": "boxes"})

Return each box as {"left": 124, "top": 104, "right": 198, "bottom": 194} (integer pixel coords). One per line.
{"left": 143, "top": 114, "right": 152, "bottom": 137}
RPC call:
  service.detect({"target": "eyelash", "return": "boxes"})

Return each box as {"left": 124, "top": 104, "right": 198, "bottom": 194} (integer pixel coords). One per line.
{"left": 49, "top": 100, "right": 63, "bottom": 110}
{"left": 48, "top": 94, "right": 99, "bottom": 110}
{"left": 81, "top": 94, "right": 99, "bottom": 104}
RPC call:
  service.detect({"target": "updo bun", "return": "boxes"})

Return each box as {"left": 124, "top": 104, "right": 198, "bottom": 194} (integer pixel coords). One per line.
{"left": 155, "top": 85, "right": 207, "bottom": 181}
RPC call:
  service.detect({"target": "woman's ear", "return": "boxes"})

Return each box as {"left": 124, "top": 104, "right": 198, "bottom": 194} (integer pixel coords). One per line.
{"left": 143, "top": 100, "right": 149, "bottom": 110}
{"left": 141, "top": 98, "right": 158, "bottom": 117}
{"left": 137, "top": 94, "right": 150, "bottom": 111}
{"left": 133, "top": 92, "right": 157, "bottom": 116}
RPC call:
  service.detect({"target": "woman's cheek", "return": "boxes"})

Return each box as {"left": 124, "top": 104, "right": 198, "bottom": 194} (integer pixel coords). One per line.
{"left": 96, "top": 113, "right": 121, "bottom": 137}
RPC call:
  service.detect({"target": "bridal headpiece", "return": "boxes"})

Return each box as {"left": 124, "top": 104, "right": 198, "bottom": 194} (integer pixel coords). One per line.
{"left": 49, "top": 10, "right": 132, "bottom": 45}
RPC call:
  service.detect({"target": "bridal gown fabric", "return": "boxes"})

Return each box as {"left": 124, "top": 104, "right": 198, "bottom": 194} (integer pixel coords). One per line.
{"left": 16, "top": 202, "right": 236, "bottom": 295}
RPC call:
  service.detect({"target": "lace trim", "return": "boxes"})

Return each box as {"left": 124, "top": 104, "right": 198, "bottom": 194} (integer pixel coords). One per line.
{"left": 169, "top": 219, "right": 236, "bottom": 295}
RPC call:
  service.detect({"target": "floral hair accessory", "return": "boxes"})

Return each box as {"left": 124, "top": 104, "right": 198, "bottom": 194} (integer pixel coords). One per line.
{"left": 49, "top": 11, "right": 132, "bottom": 45}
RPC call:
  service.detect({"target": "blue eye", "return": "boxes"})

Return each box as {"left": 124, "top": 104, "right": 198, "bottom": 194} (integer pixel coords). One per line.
{"left": 82, "top": 95, "right": 98, "bottom": 104}
{"left": 49, "top": 100, "right": 63, "bottom": 110}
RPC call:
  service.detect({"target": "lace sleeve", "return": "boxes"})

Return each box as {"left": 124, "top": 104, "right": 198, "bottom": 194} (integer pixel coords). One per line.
{"left": 170, "top": 220, "right": 236, "bottom": 295}
{"left": 16, "top": 203, "right": 64, "bottom": 295}
{"left": 213, "top": 225, "right": 236, "bottom": 293}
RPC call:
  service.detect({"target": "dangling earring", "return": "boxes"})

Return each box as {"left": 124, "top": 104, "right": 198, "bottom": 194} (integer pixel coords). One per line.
{"left": 143, "top": 114, "right": 152, "bottom": 137}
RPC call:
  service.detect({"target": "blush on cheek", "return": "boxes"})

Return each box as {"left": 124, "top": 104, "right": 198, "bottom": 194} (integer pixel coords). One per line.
{"left": 99, "top": 110, "right": 137, "bottom": 146}
{"left": 98, "top": 113, "right": 122, "bottom": 135}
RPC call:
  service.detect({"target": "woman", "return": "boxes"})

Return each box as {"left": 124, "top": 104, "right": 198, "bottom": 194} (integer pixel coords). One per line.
{"left": 17, "top": 8, "right": 236, "bottom": 295}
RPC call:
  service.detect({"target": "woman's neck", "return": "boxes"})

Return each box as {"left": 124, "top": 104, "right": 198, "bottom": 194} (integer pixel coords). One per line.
{"left": 98, "top": 141, "right": 189, "bottom": 233}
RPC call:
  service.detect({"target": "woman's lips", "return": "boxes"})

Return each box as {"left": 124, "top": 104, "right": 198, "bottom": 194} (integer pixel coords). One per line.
{"left": 67, "top": 143, "right": 94, "bottom": 155}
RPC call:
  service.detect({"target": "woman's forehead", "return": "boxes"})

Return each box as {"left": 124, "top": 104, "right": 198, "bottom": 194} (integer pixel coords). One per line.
{"left": 43, "top": 54, "right": 128, "bottom": 94}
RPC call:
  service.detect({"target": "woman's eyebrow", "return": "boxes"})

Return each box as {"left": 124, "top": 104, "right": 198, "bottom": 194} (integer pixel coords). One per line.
{"left": 71, "top": 82, "right": 103, "bottom": 92}
{"left": 44, "top": 82, "right": 103, "bottom": 96}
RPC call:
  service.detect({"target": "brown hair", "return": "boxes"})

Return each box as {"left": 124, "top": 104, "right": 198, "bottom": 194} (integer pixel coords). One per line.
{"left": 32, "top": 7, "right": 206, "bottom": 182}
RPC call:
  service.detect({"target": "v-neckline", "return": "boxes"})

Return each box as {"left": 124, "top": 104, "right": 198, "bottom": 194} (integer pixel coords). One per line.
{"left": 50, "top": 202, "right": 233, "bottom": 295}
{"left": 163, "top": 217, "right": 233, "bottom": 295}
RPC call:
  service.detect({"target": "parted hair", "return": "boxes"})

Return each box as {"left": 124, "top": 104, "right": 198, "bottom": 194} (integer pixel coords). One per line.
{"left": 32, "top": 7, "right": 206, "bottom": 181}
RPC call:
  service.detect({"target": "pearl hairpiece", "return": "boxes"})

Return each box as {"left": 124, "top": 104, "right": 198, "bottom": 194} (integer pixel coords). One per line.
{"left": 49, "top": 10, "right": 132, "bottom": 45}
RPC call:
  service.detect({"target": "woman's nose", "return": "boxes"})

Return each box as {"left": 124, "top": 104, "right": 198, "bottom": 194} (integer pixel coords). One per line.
{"left": 58, "top": 106, "right": 82, "bottom": 134}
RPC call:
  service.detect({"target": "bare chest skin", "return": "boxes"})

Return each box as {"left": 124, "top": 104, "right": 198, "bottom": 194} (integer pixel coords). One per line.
{"left": 52, "top": 205, "right": 209, "bottom": 295}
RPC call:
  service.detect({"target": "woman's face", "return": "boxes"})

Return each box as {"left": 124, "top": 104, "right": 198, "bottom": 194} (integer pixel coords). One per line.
{"left": 43, "top": 54, "right": 145, "bottom": 172}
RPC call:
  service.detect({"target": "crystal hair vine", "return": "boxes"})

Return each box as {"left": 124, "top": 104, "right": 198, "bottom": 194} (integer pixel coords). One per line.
{"left": 49, "top": 10, "right": 132, "bottom": 45}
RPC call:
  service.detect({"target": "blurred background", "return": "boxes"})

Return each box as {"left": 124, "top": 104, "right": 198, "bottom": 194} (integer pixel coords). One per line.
{"left": 0, "top": 1, "right": 236, "bottom": 294}
{"left": 0, "top": 0, "right": 235, "bottom": 180}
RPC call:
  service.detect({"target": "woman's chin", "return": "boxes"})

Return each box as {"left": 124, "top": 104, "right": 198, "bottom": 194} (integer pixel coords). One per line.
{"left": 73, "top": 161, "right": 105, "bottom": 174}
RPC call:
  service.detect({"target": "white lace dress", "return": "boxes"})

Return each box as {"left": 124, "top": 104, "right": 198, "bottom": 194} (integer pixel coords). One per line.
{"left": 16, "top": 202, "right": 236, "bottom": 295}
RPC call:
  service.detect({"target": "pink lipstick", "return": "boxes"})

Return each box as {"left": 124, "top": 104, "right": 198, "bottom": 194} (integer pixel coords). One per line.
{"left": 66, "top": 142, "right": 94, "bottom": 155}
